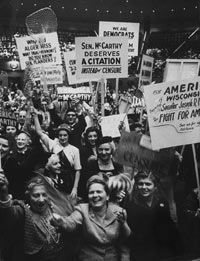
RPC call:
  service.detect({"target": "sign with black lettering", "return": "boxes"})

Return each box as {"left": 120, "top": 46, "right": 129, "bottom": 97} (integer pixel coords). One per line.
{"left": 0, "top": 110, "right": 17, "bottom": 127}
{"left": 75, "top": 37, "right": 128, "bottom": 80}
{"left": 144, "top": 77, "right": 200, "bottom": 149}
{"left": 139, "top": 54, "right": 154, "bottom": 92}
{"left": 99, "top": 21, "right": 139, "bottom": 57}
{"left": 57, "top": 86, "right": 92, "bottom": 101}
{"left": 15, "top": 32, "right": 62, "bottom": 70}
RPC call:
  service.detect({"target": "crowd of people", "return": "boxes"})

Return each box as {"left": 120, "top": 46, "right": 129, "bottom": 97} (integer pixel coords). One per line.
{"left": 0, "top": 80, "right": 199, "bottom": 261}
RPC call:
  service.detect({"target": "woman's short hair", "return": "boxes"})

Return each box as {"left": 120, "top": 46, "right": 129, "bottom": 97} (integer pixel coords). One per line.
{"left": 86, "top": 175, "right": 110, "bottom": 195}
{"left": 45, "top": 154, "right": 60, "bottom": 171}
{"left": 25, "top": 176, "right": 46, "bottom": 200}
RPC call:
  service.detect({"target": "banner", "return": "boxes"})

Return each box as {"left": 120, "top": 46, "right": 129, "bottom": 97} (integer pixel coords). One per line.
{"left": 139, "top": 54, "right": 154, "bottom": 92}
{"left": 0, "top": 110, "right": 17, "bottom": 127}
{"left": 57, "top": 86, "right": 92, "bottom": 101}
{"left": 144, "top": 77, "right": 200, "bottom": 150}
{"left": 99, "top": 21, "right": 139, "bottom": 57}
{"left": 15, "top": 32, "right": 62, "bottom": 70}
{"left": 31, "top": 65, "right": 63, "bottom": 85}
{"left": 75, "top": 36, "right": 128, "bottom": 80}
{"left": 100, "top": 113, "right": 130, "bottom": 138}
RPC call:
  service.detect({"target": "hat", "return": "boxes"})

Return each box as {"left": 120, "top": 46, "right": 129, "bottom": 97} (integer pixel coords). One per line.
{"left": 96, "top": 136, "right": 113, "bottom": 147}
{"left": 57, "top": 123, "right": 70, "bottom": 134}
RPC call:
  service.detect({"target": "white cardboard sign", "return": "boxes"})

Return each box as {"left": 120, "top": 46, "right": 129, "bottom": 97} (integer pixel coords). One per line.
{"left": 15, "top": 32, "right": 62, "bottom": 70}
{"left": 57, "top": 86, "right": 92, "bottom": 101}
{"left": 99, "top": 21, "right": 139, "bottom": 57}
{"left": 100, "top": 113, "right": 130, "bottom": 138}
{"left": 75, "top": 36, "right": 128, "bottom": 80}
{"left": 63, "top": 50, "right": 98, "bottom": 84}
{"left": 144, "top": 77, "right": 200, "bottom": 150}
{"left": 139, "top": 54, "right": 154, "bottom": 92}
{"left": 31, "top": 65, "right": 63, "bottom": 85}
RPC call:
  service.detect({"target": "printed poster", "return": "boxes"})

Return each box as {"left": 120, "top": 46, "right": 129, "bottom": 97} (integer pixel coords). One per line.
{"left": 144, "top": 77, "right": 200, "bottom": 150}
{"left": 75, "top": 36, "right": 128, "bottom": 80}
{"left": 99, "top": 21, "right": 139, "bottom": 57}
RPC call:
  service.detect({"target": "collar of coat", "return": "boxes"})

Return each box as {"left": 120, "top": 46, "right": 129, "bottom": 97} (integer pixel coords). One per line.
{"left": 84, "top": 202, "right": 123, "bottom": 228}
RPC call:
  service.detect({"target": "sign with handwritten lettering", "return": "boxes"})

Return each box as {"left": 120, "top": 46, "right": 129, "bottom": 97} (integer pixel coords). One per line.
{"left": 139, "top": 54, "right": 154, "bottom": 92}
{"left": 15, "top": 32, "right": 62, "bottom": 70}
{"left": 32, "top": 65, "right": 63, "bottom": 85}
{"left": 144, "top": 77, "right": 200, "bottom": 150}
{"left": 63, "top": 50, "right": 98, "bottom": 84}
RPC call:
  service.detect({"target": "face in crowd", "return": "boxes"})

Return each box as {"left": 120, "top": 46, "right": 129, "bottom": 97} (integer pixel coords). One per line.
{"left": 65, "top": 111, "right": 77, "bottom": 125}
{"left": 29, "top": 185, "right": 49, "bottom": 214}
{"left": 0, "top": 137, "right": 9, "bottom": 158}
{"left": 18, "top": 110, "right": 26, "bottom": 125}
{"left": 47, "top": 155, "right": 61, "bottom": 174}
{"left": 88, "top": 182, "right": 109, "bottom": 211}
{"left": 97, "top": 142, "right": 112, "bottom": 163}
{"left": 58, "top": 130, "right": 69, "bottom": 147}
{"left": 87, "top": 131, "right": 98, "bottom": 147}
{"left": 136, "top": 176, "right": 156, "bottom": 199}
{"left": 6, "top": 125, "right": 17, "bottom": 136}
{"left": 16, "top": 133, "right": 30, "bottom": 151}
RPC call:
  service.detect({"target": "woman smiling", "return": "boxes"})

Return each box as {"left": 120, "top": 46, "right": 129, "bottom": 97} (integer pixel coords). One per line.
{"left": 51, "top": 175, "right": 131, "bottom": 261}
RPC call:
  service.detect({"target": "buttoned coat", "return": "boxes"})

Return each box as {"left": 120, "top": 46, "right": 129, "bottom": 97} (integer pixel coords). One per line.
{"left": 62, "top": 202, "right": 130, "bottom": 261}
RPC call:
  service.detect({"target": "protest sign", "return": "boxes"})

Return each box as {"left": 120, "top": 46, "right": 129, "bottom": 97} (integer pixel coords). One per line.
{"left": 15, "top": 32, "right": 62, "bottom": 70}
{"left": 75, "top": 36, "right": 128, "bottom": 80}
{"left": 164, "top": 59, "right": 200, "bottom": 82}
{"left": 144, "top": 77, "right": 200, "bottom": 150}
{"left": 0, "top": 110, "right": 17, "bottom": 127}
{"left": 114, "top": 131, "right": 173, "bottom": 169}
{"left": 31, "top": 65, "right": 63, "bottom": 85}
{"left": 99, "top": 21, "right": 139, "bottom": 57}
{"left": 57, "top": 86, "right": 92, "bottom": 101}
{"left": 139, "top": 54, "right": 154, "bottom": 92}
{"left": 100, "top": 113, "right": 130, "bottom": 138}
{"left": 63, "top": 50, "right": 98, "bottom": 85}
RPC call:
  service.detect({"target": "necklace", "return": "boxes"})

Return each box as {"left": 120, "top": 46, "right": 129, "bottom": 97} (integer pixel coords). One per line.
{"left": 40, "top": 216, "right": 60, "bottom": 244}
{"left": 32, "top": 209, "right": 60, "bottom": 245}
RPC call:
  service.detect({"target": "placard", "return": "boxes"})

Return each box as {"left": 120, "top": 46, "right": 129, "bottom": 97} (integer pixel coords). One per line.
{"left": 57, "top": 86, "right": 92, "bottom": 101}
{"left": 32, "top": 65, "right": 63, "bottom": 85}
{"left": 63, "top": 50, "right": 97, "bottom": 84}
{"left": 139, "top": 54, "right": 154, "bottom": 92}
{"left": 75, "top": 36, "right": 128, "bottom": 80}
{"left": 144, "top": 77, "right": 200, "bottom": 150}
{"left": 15, "top": 32, "right": 62, "bottom": 70}
{"left": 164, "top": 59, "right": 200, "bottom": 82}
{"left": 100, "top": 113, "right": 130, "bottom": 138}
{"left": 99, "top": 21, "right": 139, "bottom": 57}
{"left": 0, "top": 110, "right": 17, "bottom": 127}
